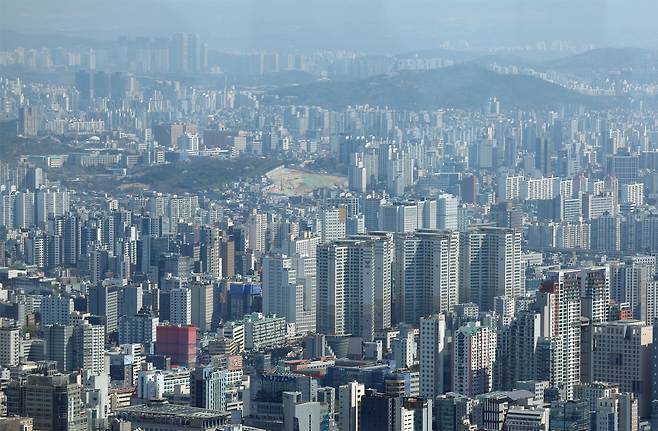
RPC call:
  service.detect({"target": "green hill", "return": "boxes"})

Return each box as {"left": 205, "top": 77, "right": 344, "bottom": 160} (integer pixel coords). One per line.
{"left": 271, "top": 63, "right": 615, "bottom": 110}
{"left": 120, "top": 156, "right": 283, "bottom": 194}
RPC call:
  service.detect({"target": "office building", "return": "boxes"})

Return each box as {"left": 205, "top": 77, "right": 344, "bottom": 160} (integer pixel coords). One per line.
{"left": 283, "top": 391, "right": 324, "bottom": 431}
{"left": 88, "top": 283, "right": 120, "bottom": 334}
{"left": 263, "top": 253, "right": 315, "bottom": 334}
{"left": 44, "top": 324, "right": 74, "bottom": 372}
{"left": 18, "top": 106, "right": 38, "bottom": 137}
{"left": 248, "top": 211, "right": 268, "bottom": 253}
{"left": 607, "top": 154, "right": 639, "bottom": 185}
{"left": 122, "top": 284, "right": 143, "bottom": 317}
{"left": 190, "top": 366, "right": 227, "bottom": 412}
{"left": 226, "top": 282, "right": 262, "bottom": 321}
{"left": 592, "top": 321, "right": 653, "bottom": 417}
{"left": 155, "top": 325, "right": 197, "bottom": 367}
{"left": 437, "top": 194, "right": 458, "bottom": 230}
{"left": 494, "top": 311, "right": 541, "bottom": 391}
{"left": 190, "top": 281, "right": 213, "bottom": 332}
{"left": 73, "top": 323, "right": 105, "bottom": 374}
{"left": 40, "top": 295, "right": 74, "bottom": 326}
{"left": 170, "top": 287, "right": 192, "bottom": 326}
{"left": 504, "top": 407, "right": 550, "bottom": 431}
{"left": 591, "top": 214, "right": 621, "bottom": 252}
{"left": 243, "top": 313, "right": 287, "bottom": 350}
{"left": 6, "top": 373, "right": 86, "bottom": 431}
{"left": 118, "top": 309, "right": 158, "bottom": 353}
{"left": 115, "top": 401, "right": 228, "bottom": 431}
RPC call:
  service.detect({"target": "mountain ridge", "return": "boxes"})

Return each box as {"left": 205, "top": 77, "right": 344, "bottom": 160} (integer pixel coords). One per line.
{"left": 270, "top": 63, "right": 617, "bottom": 110}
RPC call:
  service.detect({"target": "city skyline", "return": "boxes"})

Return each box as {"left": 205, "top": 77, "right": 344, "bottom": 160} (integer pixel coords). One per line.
{"left": 2, "top": 2, "right": 658, "bottom": 431}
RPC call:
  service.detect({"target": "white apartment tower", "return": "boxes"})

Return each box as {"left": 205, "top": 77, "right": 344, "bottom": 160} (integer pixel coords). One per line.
{"left": 535, "top": 270, "right": 582, "bottom": 399}
{"left": 319, "top": 207, "right": 347, "bottom": 243}
{"left": 452, "top": 322, "right": 497, "bottom": 396}
{"left": 263, "top": 253, "right": 316, "bottom": 334}
{"left": 317, "top": 235, "right": 392, "bottom": 341}
{"left": 419, "top": 314, "right": 446, "bottom": 399}
{"left": 459, "top": 226, "right": 523, "bottom": 312}
{"left": 248, "top": 211, "right": 268, "bottom": 254}
{"left": 74, "top": 323, "right": 105, "bottom": 374}
{"left": 0, "top": 327, "right": 20, "bottom": 367}
{"left": 394, "top": 230, "right": 459, "bottom": 324}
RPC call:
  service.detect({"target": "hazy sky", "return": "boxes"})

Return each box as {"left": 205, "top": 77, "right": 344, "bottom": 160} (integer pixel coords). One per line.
{"left": 2, "top": 0, "right": 657, "bottom": 53}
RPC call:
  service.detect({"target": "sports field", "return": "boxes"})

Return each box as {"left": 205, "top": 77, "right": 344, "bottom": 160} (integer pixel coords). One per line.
{"left": 266, "top": 166, "right": 347, "bottom": 196}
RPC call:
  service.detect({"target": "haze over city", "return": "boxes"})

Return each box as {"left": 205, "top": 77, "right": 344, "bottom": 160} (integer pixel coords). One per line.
{"left": 1, "top": 2, "right": 658, "bottom": 431}
{"left": 3, "top": 0, "right": 658, "bottom": 51}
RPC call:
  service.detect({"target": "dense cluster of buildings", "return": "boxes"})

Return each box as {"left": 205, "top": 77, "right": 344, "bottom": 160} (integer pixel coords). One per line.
{"left": 1, "top": 29, "right": 658, "bottom": 431}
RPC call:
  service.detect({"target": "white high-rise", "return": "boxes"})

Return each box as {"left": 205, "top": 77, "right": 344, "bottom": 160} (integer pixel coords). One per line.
{"left": 352, "top": 232, "right": 393, "bottom": 331}
{"left": 580, "top": 266, "right": 610, "bottom": 324}
{"left": 645, "top": 280, "right": 658, "bottom": 326}
{"left": 263, "top": 253, "right": 316, "bottom": 334}
{"left": 616, "top": 257, "right": 655, "bottom": 322}
{"left": 536, "top": 270, "right": 581, "bottom": 399}
{"left": 13, "top": 190, "right": 34, "bottom": 229}
{"left": 35, "top": 188, "right": 70, "bottom": 226}
{"left": 379, "top": 202, "right": 419, "bottom": 233}
{"left": 620, "top": 183, "right": 644, "bottom": 206}
{"left": 248, "top": 211, "right": 268, "bottom": 254}
{"left": 419, "top": 314, "right": 446, "bottom": 399}
{"left": 319, "top": 207, "right": 347, "bottom": 243}
{"left": 338, "top": 381, "right": 365, "bottom": 431}
{"left": 452, "top": 322, "right": 497, "bottom": 396}
{"left": 0, "top": 327, "right": 20, "bottom": 367}
{"left": 263, "top": 254, "right": 297, "bottom": 320}
{"left": 275, "top": 234, "right": 321, "bottom": 334}
{"left": 437, "top": 194, "right": 458, "bottom": 230}
{"left": 74, "top": 323, "right": 105, "bottom": 374}
{"left": 317, "top": 235, "right": 392, "bottom": 340}
{"left": 392, "top": 331, "right": 415, "bottom": 370}
{"left": 459, "top": 226, "right": 522, "bottom": 312}
{"left": 394, "top": 230, "right": 459, "bottom": 324}
{"left": 348, "top": 153, "right": 367, "bottom": 193}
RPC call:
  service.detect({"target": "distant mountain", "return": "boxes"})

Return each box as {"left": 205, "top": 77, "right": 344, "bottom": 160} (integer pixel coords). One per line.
{"left": 270, "top": 63, "right": 615, "bottom": 110}
{"left": 542, "top": 48, "right": 658, "bottom": 73}
{"left": 395, "top": 48, "right": 479, "bottom": 62}
{"left": 468, "top": 54, "right": 538, "bottom": 69}
{"left": 0, "top": 29, "right": 104, "bottom": 50}
{"left": 232, "top": 71, "right": 321, "bottom": 88}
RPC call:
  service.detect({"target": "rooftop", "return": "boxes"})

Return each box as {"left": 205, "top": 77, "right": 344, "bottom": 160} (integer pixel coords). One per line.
{"left": 117, "top": 400, "right": 227, "bottom": 419}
